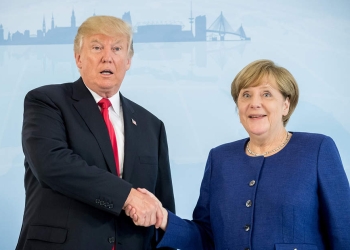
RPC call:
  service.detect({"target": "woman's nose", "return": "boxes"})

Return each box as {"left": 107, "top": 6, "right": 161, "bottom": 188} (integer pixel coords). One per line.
{"left": 250, "top": 95, "right": 262, "bottom": 108}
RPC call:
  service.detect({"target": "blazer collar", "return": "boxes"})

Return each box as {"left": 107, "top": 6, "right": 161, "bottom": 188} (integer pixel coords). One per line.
{"left": 120, "top": 94, "right": 139, "bottom": 182}
{"left": 71, "top": 78, "right": 140, "bottom": 180}
{"left": 71, "top": 78, "right": 117, "bottom": 175}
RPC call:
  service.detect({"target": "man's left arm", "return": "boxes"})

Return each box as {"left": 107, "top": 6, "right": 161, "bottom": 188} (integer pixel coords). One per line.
{"left": 154, "top": 121, "right": 176, "bottom": 249}
{"left": 155, "top": 121, "right": 175, "bottom": 213}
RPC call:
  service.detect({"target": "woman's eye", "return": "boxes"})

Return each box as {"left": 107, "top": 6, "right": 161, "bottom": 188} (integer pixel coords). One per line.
{"left": 242, "top": 93, "right": 250, "bottom": 98}
{"left": 263, "top": 92, "right": 271, "bottom": 97}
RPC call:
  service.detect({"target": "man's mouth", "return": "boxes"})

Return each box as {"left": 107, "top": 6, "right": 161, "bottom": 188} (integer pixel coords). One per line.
{"left": 100, "top": 70, "right": 113, "bottom": 75}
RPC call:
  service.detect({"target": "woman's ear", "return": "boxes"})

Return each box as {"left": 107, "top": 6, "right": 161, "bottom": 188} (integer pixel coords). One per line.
{"left": 283, "top": 97, "right": 290, "bottom": 116}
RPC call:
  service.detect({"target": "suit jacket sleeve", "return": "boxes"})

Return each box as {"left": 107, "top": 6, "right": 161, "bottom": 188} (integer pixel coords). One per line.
{"left": 155, "top": 121, "right": 176, "bottom": 213}
{"left": 317, "top": 136, "right": 350, "bottom": 249}
{"left": 22, "top": 88, "right": 132, "bottom": 215}
{"left": 157, "top": 150, "right": 214, "bottom": 250}
{"left": 151, "top": 121, "right": 176, "bottom": 250}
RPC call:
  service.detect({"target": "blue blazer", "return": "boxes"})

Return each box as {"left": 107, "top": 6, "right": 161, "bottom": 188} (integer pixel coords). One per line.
{"left": 158, "top": 132, "right": 350, "bottom": 250}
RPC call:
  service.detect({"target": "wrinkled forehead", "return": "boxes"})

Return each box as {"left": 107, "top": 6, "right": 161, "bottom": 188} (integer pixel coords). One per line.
{"left": 80, "top": 33, "right": 129, "bottom": 50}
{"left": 85, "top": 33, "right": 127, "bottom": 44}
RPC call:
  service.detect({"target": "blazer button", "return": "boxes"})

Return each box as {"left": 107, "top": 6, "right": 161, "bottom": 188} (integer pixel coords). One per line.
{"left": 108, "top": 237, "right": 115, "bottom": 243}
{"left": 244, "top": 224, "right": 250, "bottom": 231}
{"left": 249, "top": 180, "right": 256, "bottom": 186}
{"left": 246, "top": 200, "right": 252, "bottom": 207}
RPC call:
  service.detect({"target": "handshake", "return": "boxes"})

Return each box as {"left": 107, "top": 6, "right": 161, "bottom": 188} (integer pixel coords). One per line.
{"left": 123, "top": 188, "right": 168, "bottom": 230}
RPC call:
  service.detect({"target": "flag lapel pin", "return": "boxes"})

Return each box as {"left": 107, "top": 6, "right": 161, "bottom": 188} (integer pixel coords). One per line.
{"left": 132, "top": 119, "right": 137, "bottom": 126}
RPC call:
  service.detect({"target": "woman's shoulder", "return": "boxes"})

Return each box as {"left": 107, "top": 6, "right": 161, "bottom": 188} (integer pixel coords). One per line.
{"left": 291, "top": 131, "right": 335, "bottom": 147}
{"left": 210, "top": 138, "right": 247, "bottom": 156}
{"left": 292, "top": 131, "right": 329, "bottom": 140}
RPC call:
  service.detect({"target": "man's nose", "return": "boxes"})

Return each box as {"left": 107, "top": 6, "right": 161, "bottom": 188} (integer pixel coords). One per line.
{"left": 101, "top": 49, "right": 113, "bottom": 63}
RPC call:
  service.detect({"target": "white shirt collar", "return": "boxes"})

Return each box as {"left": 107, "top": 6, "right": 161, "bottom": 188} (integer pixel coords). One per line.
{"left": 84, "top": 85, "right": 121, "bottom": 116}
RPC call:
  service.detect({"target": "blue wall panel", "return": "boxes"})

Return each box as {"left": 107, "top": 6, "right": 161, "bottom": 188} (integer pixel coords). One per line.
{"left": 0, "top": 1, "right": 349, "bottom": 249}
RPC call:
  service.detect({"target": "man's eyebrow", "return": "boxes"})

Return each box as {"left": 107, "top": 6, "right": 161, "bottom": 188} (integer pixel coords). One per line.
{"left": 90, "top": 39, "right": 102, "bottom": 44}
{"left": 112, "top": 40, "right": 123, "bottom": 45}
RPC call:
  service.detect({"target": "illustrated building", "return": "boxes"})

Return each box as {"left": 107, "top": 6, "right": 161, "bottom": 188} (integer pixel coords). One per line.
{"left": 0, "top": 24, "right": 4, "bottom": 42}
{"left": 0, "top": 10, "right": 250, "bottom": 45}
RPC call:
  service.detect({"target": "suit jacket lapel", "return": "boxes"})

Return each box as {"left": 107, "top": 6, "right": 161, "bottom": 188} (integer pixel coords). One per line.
{"left": 71, "top": 78, "right": 117, "bottom": 175}
{"left": 120, "top": 93, "right": 139, "bottom": 182}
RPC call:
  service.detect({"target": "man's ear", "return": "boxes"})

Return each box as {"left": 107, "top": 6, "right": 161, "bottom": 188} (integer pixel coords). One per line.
{"left": 126, "top": 57, "right": 132, "bottom": 71}
{"left": 74, "top": 53, "right": 82, "bottom": 69}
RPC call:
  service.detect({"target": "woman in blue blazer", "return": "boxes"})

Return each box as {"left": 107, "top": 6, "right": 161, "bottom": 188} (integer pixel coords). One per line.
{"left": 129, "top": 60, "right": 350, "bottom": 250}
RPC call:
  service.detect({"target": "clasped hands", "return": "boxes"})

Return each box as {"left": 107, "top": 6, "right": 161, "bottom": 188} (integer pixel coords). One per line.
{"left": 123, "top": 188, "right": 168, "bottom": 230}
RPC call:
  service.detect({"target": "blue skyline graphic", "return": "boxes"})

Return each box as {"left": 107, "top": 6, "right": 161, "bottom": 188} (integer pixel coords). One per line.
{"left": 0, "top": 10, "right": 250, "bottom": 45}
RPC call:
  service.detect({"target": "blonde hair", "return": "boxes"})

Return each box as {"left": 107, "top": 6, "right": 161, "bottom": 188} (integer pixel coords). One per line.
{"left": 231, "top": 59, "right": 299, "bottom": 126}
{"left": 74, "top": 15, "right": 134, "bottom": 57}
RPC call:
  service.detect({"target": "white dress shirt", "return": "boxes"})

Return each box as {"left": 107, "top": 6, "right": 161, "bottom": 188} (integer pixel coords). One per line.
{"left": 85, "top": 86, "right": 125, "bottom": 177}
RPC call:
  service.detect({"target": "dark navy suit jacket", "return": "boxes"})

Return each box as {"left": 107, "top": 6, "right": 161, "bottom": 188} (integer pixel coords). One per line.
{"left": 16, "top": 78, "right": 175, "bottom": 250}
{"left": 158, "top": 132, "right": 350, "bottom": 250}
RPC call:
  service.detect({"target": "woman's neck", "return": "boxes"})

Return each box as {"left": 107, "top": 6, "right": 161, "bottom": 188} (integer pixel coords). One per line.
{"left": 247, "top": 129, "right": 289, "bottom": 156}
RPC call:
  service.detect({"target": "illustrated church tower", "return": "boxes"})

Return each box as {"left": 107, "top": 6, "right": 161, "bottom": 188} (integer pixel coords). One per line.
{"left": 71, "top": 9, "right": 76, "bottom": 28}
{"left": 0, "top": 24, "right": 4, "bottom": 42}
{"left": 42, "top": 16, "right": 46, "bottom": 34}
{"left": 51, "top": 14, "right": 55, "bottom": 30}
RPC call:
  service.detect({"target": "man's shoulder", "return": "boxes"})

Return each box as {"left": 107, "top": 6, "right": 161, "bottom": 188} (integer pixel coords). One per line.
{"left": 121, "top": 94, "right": 161, "bottom": 122}
{"left": 27, "top": 81, "right": 74, "bottom": 97}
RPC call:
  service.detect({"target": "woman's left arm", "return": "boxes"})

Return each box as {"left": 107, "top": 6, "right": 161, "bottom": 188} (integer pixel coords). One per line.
{"left": 317, "top": 136, "right": 350, "bottom": 249}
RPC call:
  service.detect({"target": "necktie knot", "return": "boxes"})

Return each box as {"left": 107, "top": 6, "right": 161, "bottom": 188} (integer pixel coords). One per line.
{"left": 98, "top": 98, "right": 112, "bottom": 110}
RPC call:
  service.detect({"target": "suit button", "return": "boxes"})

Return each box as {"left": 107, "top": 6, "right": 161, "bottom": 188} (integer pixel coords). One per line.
{"left": 246, "top": 200, "right": 252, "bottom": 207}
{"left": 244, "top": 224, "right": 250, "bottom": 231}
{"left": 245, "top": 248, "right": 250, "bottom": 250}
{"left": 249, "top": 180, "right": 256, "bottom": 186}
{"left": 108, "top": 237, "right": 115, "bottom": 243}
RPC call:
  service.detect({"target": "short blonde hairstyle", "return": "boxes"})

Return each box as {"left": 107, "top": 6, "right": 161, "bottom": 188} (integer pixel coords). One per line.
{"left": 231, "top": 59, "right": 299, "bottom": 126}
{"left": 74, "top": 15, "right": 134, "bottom": 57}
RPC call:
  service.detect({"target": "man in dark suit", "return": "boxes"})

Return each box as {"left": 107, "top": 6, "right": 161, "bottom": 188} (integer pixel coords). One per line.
{"left": 16, "top": 15, "right": 175, "bottom": 250}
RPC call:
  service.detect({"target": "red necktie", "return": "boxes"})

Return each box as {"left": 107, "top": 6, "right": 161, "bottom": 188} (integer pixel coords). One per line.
{"left": 98, "top": 98, "right": 120, "bottom": 177}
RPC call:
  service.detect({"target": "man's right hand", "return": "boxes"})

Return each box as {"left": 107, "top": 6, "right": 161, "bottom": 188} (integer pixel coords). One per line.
{"left": 123, "top": 188, "right": 163, "bottom": 228}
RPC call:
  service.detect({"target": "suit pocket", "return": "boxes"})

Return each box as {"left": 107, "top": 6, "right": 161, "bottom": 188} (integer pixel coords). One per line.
{"left": 27, "top": 225, "right": 67, "bottom": 243}
{"left": 275, "top": 243, "right": 318, "bottom": 250}
{"left": 139, "top": 156, "right": 158, "bottom": 165}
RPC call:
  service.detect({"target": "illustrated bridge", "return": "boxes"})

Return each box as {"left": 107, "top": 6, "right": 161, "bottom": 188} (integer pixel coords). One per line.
{"left": 206, "top": 11, "right": 250, "bottom": 41}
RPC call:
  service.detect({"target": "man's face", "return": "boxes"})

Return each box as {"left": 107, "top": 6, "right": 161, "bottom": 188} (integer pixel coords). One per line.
{"left": 75, "top": 33, "right": 131, "bottom": 97}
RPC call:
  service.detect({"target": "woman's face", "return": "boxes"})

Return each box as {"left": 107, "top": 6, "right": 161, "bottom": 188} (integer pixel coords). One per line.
{"left": 237, "top": 75, "right": 290, "bottom": 138}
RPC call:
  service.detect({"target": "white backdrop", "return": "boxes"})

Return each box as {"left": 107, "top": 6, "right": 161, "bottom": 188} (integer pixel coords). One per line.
{"left": 0, "top": 1, "right": 350, "bottom": 249}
